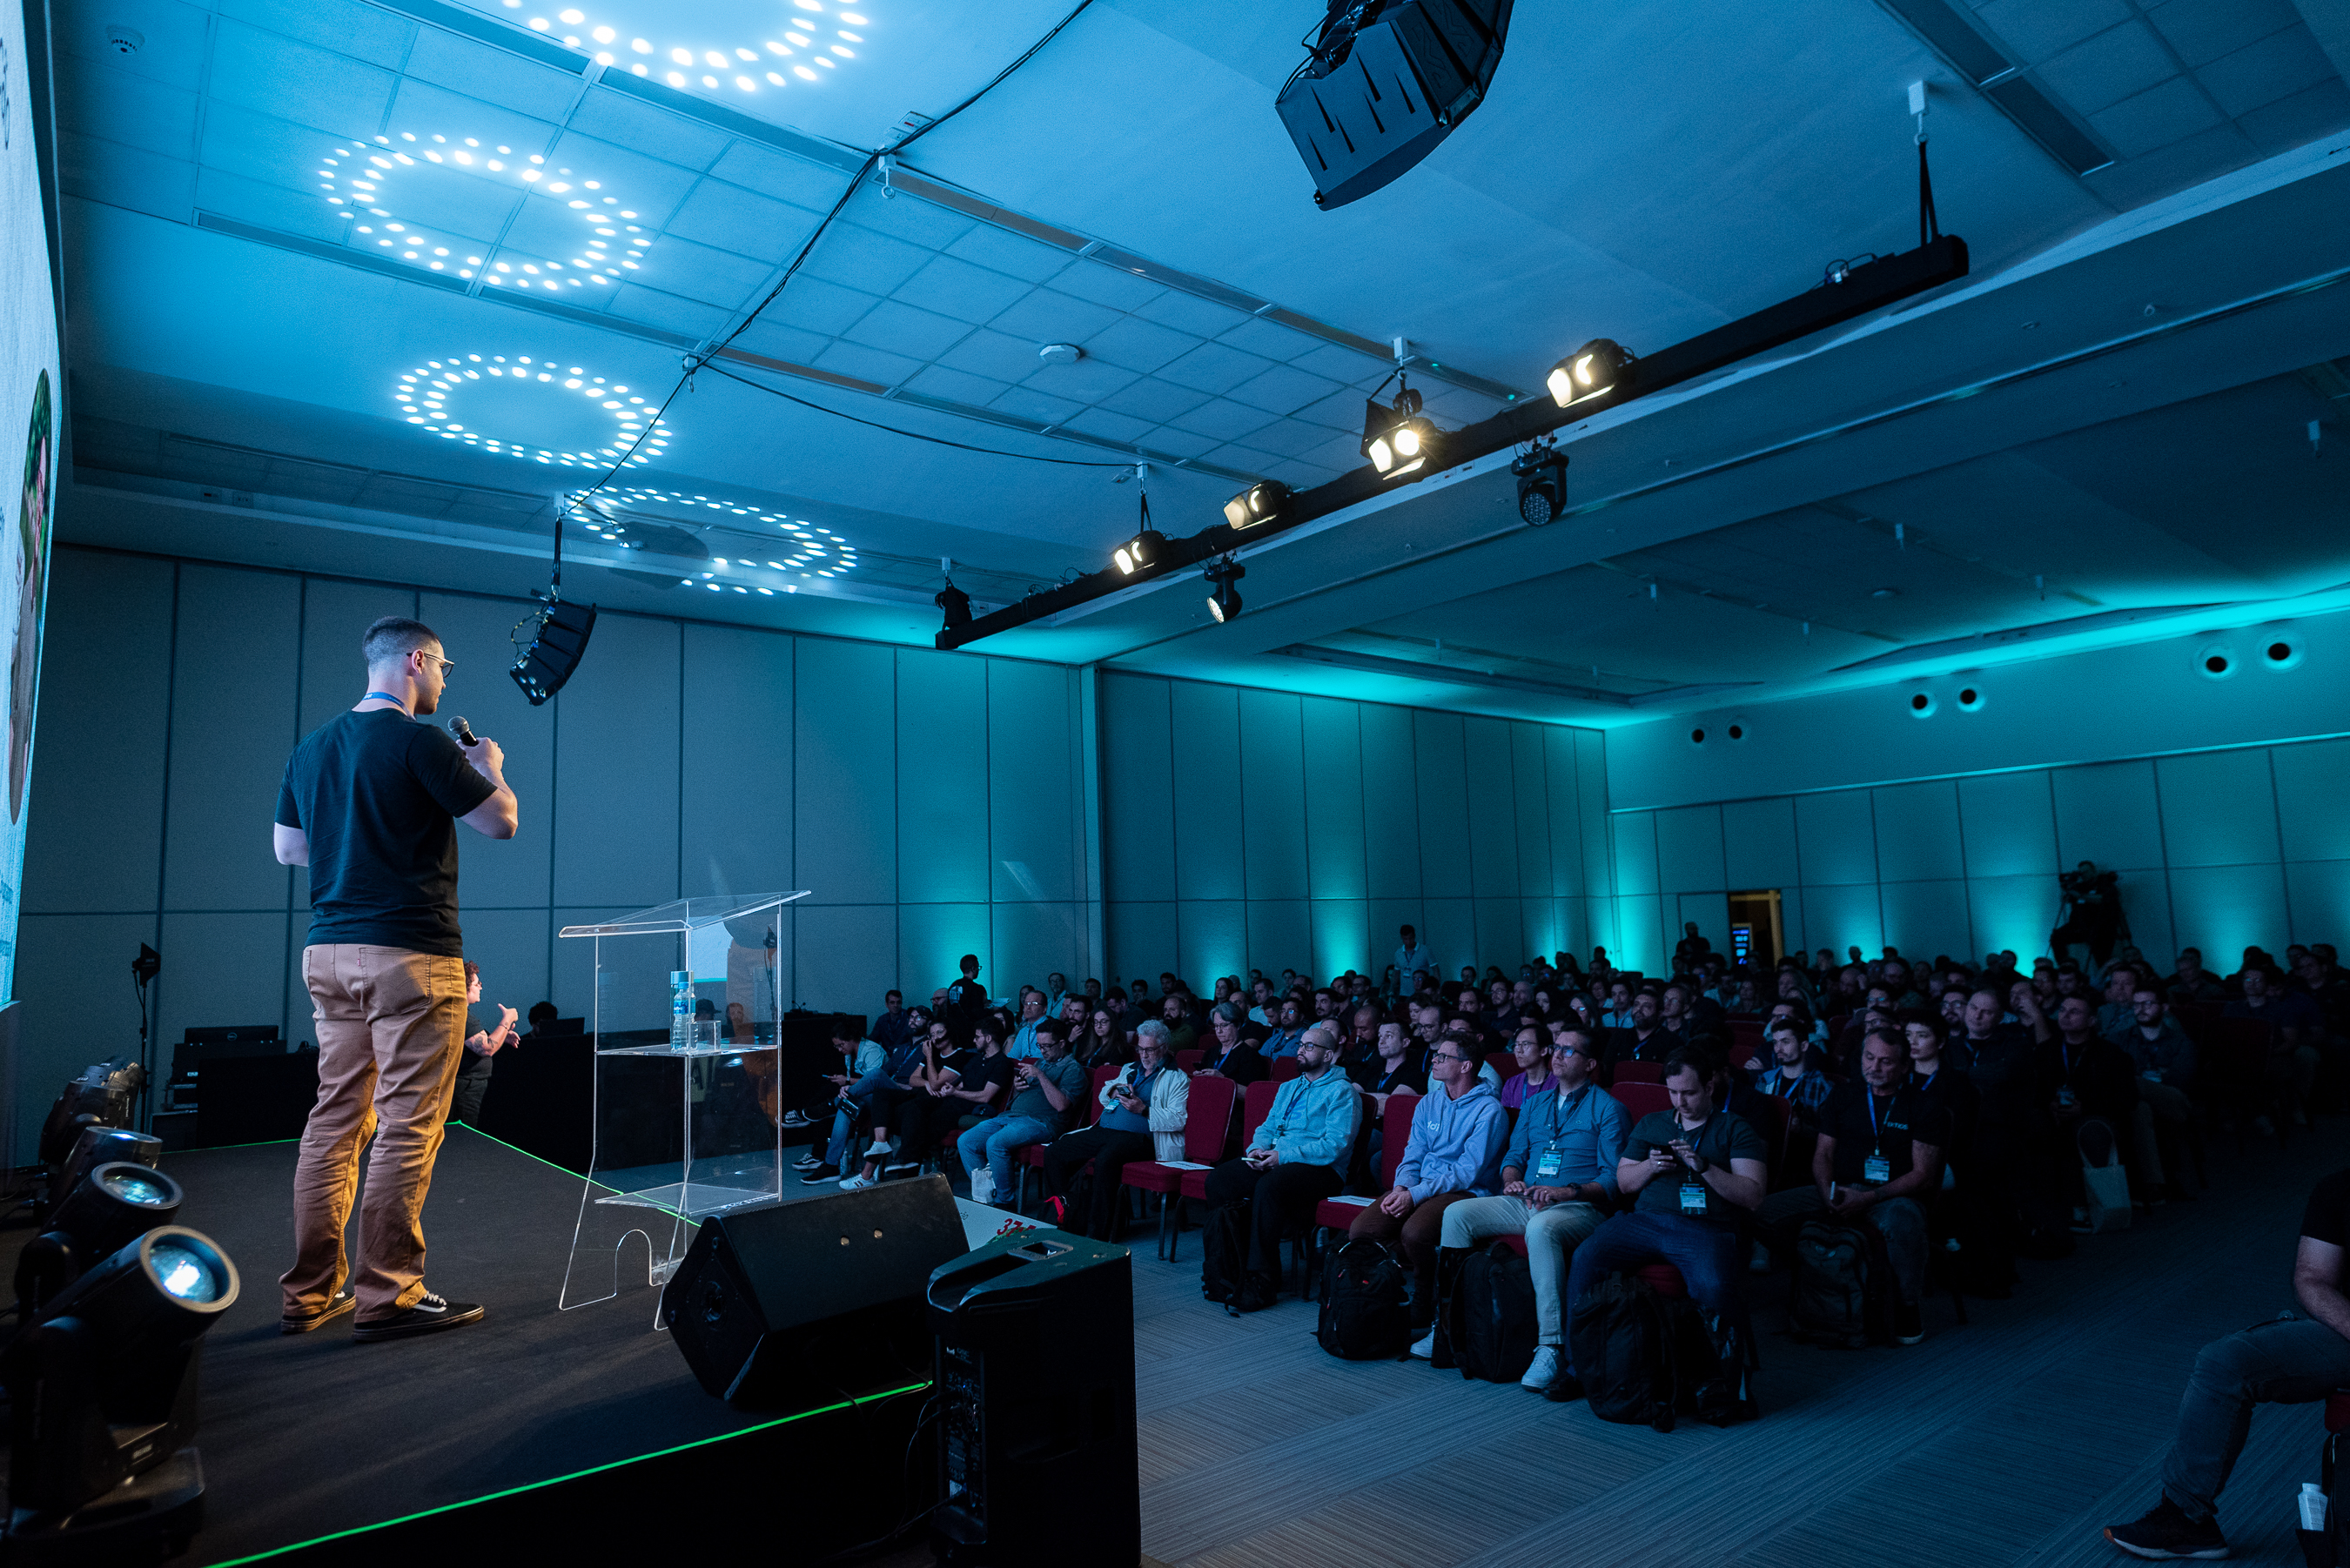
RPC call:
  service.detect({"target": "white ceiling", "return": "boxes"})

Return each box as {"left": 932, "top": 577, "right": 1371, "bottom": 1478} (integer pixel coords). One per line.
{"left": 44, "top": 0, "right": 2350, "bottom": 715}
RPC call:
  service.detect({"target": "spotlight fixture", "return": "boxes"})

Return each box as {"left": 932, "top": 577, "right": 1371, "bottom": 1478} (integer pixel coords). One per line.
{"left": 1547, "top": 338, "right": 1633, "bottom": 407}
{"left": 15, "top": 1162, "right": 185, "bottom": 1317}
{"left": 1113, "top": 529, "right": 1167, "bottom": 576}
{"left": 1511, "top": 440, "right": 1568, "bottom": 526}
{"left": 936, "top": 580, "right": 972, "bottom": 632}
{"left": 1222, "top": 481, "right": 1290, "bottom": 531}
{"left": 1362, "top": 386, "right": 1435, "bottom": 479}
{"left": 1204, "top": 557, "right": 1246, "bottom": 623}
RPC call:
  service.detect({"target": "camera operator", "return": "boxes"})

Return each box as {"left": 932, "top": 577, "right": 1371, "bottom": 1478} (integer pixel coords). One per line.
{"left": 272, "top": 616, "right": 516, "bottom": 1342}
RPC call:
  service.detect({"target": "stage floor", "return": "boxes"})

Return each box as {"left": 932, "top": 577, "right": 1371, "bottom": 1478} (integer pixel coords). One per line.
{"left": 18, "top": 1129, "right": 868, "bottom": 1565}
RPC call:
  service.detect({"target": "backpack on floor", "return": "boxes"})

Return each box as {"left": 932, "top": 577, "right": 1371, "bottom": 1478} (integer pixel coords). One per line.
{"left": 1790, "top": 1219, "right": 1888, "bottom": 1348}
{"left": 1313, "top": 1239, "right": 1411, "bottom": 1360}
{"left": 1568, "top": 1273, "right": 1691, "bottom": 1431}
{"left": 1199, "top": 1203, "right": 1248, "bottom": 1307}
{"left": 1450, "top": 1241, "right": 1539, "bottom": 1384}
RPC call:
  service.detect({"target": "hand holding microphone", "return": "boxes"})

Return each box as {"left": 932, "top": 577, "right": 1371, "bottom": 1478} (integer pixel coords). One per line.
{"left": 448, "top": 715, "right": 505, "bottom": 776}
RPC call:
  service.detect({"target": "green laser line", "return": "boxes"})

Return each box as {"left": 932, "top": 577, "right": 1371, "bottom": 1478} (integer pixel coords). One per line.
{"left": 201, "top": 1379, "right": 931, "bottom": 1565}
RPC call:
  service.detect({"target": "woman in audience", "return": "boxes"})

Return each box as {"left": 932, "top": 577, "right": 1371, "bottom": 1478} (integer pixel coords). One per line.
{"left": 1076, "top": 1008, "right": 1134, "bottom": 1070}
{"left": 1192, "top": 1001, "right": 1266, "bottom": 1084}
{"left": 1497, "top": 1023, "right": 1554, "bottom": 1112}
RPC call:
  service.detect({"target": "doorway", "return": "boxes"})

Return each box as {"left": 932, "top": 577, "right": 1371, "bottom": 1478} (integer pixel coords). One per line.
{"left": 1728, "top": 889, "right": 1784, "bottom": 968}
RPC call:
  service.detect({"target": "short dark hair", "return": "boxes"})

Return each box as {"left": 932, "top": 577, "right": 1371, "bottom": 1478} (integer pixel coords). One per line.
{"left": 528, "top": 1001, "right": 558, "bottom": 1023}
{"left": 462, "top": 959, "right": 480, "bottom": 984}
{"left": 1661, "top": 1047, "right": 1713, "bottom": 1087}
{"left": 831, "top": 1020, "right": 863, "bottom": 1043}
{"left": 1033, "top": 1019, "right": 1064, "bottom": 1048}
{"left": 362, "top": 615, "right": 440, "bottom": 668}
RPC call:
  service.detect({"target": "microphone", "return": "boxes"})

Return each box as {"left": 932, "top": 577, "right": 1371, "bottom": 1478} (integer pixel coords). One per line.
{"left": 448, "top": 716, "right": 479, "bottom": 747}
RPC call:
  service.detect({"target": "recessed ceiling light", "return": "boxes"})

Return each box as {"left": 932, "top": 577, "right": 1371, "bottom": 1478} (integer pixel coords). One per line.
{"left": 1871, "top": 586, "right": 1899, "bottom": 599}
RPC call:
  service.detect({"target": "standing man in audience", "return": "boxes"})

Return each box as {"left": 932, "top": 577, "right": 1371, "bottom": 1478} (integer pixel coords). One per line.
{"left": 2105, "top": 1165, "right": 2350, "bottom": 1559}
{"left": 1756, "top": 1029, "right": 1945, "bottom": 1344}
{"left": 1348, "top": 1030, "right": 1508, "bottom": 1344}
{"left": 273, "top": 614, "right": 517, "bottom": 1341}
{"left": 1396, "top": 925, "right": 1434, "bottom": 988}
{"left": 1552, "top": 1049, "right": 1768, "bottom": 1399}
{"left": 1203, "top": 1024, "right": 1358, "bottom": 1314}
{"left": 1437, "top": 1029, "right": 1628, "bottom": 1386}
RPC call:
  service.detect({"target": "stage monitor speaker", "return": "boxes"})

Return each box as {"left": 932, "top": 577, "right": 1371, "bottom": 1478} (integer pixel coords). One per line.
{"left": 928, "top": 1230, "right": 1136, "bottom": 1568}
{"left": 661, "top": 1176, "right": 967, "bottom": 1409}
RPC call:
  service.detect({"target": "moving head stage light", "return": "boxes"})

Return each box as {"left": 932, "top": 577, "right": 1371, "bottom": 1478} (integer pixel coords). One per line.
{"left": 1278, "top": 0, "right": 1516, "bottom": 209}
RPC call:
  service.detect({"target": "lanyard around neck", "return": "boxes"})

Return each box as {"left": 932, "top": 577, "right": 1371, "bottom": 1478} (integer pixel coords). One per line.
{"left": 362, "top": 691, "right": 408, "bottom": 714}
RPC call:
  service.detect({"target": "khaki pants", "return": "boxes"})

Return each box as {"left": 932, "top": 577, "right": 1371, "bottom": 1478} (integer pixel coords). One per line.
{"left": 1440, "top": 1194, "right": 1609, "bottom": 1344}
{"left": 281, "top": 945, "right": 469, "bottom": 1320}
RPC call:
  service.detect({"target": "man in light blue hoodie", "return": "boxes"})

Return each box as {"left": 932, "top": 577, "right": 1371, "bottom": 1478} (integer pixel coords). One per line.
{"left": 1203, "top": 1023, "right": 1360, "bottom": 1314}
{"left": 1349, "top": 1034, "right": 1509, "bottom": 1340}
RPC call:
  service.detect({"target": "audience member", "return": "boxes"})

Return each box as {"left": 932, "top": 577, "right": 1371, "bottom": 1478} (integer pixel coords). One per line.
{"left": 1194, "top": 1002, "right": 1268, "bottom": 1084}
{"left": 1749, "top": 1017, "right": 1835, "bottom": 1130}
{"left": 2230, "top": 966, "right": 2323, "bottom": 1122}
{"left": 1203, "top": 1025, "right": 1359, "bottom": 1314}
{"left": 953, "top": 1020, "right": 1084, "bottom": 1209}
{"left": 1348, "top": 1033, "right": 1507, "bottom": 1340}
{"left": 1044, "top": 1021, "right": 1188, "bottom": 1240}
{"left": 1497, "top": 1024, "right": 1555, "bottom": 1111}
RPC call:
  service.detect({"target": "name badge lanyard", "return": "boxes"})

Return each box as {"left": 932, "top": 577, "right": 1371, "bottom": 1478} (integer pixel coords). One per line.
{"left": 1864, "top": 1090, "right": 1894, "bottom": 1183}
{"left": 1676, "top": 1112, "right": 1709, "bottom": 1212}
{"left": 1537, "top": 1085, "right": 1585, "bottom": 1180}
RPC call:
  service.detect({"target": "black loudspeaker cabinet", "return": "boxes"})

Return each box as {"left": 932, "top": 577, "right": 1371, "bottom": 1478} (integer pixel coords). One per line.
{"left": 661, "top": 1176, "right": 967, "bottom": 1409}
{"left": 928, "top": 1230, "right": 1137, "bottom": 1568}
{"left": 193, "top": 1050, "right": 319, "bottom": 1148}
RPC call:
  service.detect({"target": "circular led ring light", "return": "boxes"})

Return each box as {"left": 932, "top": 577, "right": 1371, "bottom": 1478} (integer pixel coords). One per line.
{"left": 495, "top": 1, "right": 872, "bottom": 93}
{"left": 319, "top": 135, "right": 654, "bottom": 288}
{"left": 392, "top": 353, "right": 673, "bottom": 467}
{"left": 582, "top": 486, "right": 861, "bottom": 593}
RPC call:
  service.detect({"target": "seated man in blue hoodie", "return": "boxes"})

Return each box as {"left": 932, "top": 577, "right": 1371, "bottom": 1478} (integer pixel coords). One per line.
{"left": 1204, "top": 1023, "right": 1360, "bottom": 1314}
{"left": 1433, "top": 1028, "right": 1628, "bottom": 1382}
{"left": 1349, "top": 1031, "right": 1509, "bottom": 1341}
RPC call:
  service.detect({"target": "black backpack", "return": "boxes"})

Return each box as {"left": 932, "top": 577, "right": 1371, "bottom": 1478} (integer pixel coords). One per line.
{"left": 1199, "top": 1203, "right": 1248, "bottom": 1307}
{"left": 1790, "top": 1219, "right": 1888, "bottom": 1348}
{"left": 1567, "top": 1273, "right": 1750, "bottom": 1431}
{"left": 1313, "top": 1239, "right": 1411, "bottom": 1359}
{"left": 1450, "top": 1241, "right": 1538, "bottom": 1384}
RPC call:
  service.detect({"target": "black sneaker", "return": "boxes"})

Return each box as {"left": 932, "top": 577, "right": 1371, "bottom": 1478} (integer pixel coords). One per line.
{"left": 350, "top": 1290, "right": 484, "bottom": 1343}
{"left": 279, "top": 1286, "right": 357, "bottom": 1335}
{"left": 1543, "top": 1371, "right": 1586, "bottom": 1404}
{"left": 1892, "top": 1300, "right": 1924, "bottom": 1346}
{"left": 799, "top": 1163, "right": 840, "bottom": 1183}
{"left": 792, "top": 1153, "right": 826, "bottom": 1171}
{"left": 2105, "top": 1498, "right": 2229, "bottom": 1559}
{"left": 883, "top": 1163, "right": 921, "bottom": 1179}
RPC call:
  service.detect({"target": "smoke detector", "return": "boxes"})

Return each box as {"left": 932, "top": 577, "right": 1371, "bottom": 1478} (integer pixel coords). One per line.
{"left": 1037, "top": 343, "right": 1083, "bottom": 365}
{"left": 106, "top": 25, "right": 143, "bottom": 53}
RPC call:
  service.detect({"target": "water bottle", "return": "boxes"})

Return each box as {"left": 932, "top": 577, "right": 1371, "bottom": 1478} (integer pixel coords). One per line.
{"left": 2301, "top": 1482, "right": 2328, "bottom": 1531}
{"left": 670, "top": 970, "right": 693, "bottom": 1051}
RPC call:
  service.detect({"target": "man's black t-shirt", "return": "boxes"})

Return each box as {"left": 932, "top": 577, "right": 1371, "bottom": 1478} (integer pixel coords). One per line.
{"left": 276, "top": 709, "right": 494, "bottom": 957}
{"left": 956, "top": 1050, "right": 1016, "bottom": 1112}
{"left": 1820, "top": 1082, "right": 1951, "bottom": 1186}
{"left": 2301, "top": 1169, "right": 2350, "bottom": 1246}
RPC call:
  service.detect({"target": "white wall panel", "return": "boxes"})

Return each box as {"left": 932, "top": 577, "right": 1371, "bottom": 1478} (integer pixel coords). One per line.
{"left": 2167, "top": 863, "right": 2289, "bottom": 965}
{"left": 1675, "top": 892, "right": 1731, "bottom": 960}
{"left": 676, "top": 625, "right": 795, "bottom": 901}
{"left": 794, "top": 901, "right": 896, "bottom": 1018}
{"left": 994, "top": 900, "right": 1084, "bottom": 997}
{"left": 1610, "top": 811, "right": 1657, "bottom": 897}
{"left": 1300, "top": 696, "right": 1366, "bottom": 902}
{"left": 2273, "top": 740, "right": 2350, "bottom": 864}
{"left": 1422, "top": 895, "right": 1476, "bottom": 979}
{"left": 791, "top": 636, "right": 891, "bottom": 908}
{"left": 1722, "top": 797, "right": 1798, "bottom": 891}
{"left": 165, "top": 565, "right": 302, "bottom": 912}
{"left": 1245, "top": 897, "right": 1310, "bottom": 975}
{"left": 1796, "top": 791, "right": 1877, "bottom": 886}
{"left": 1460, "top": 716, "right": 1518, "bottom": 899}
{"left": 2052, "top": 761, "right": 2165, "bottom": 872}
{"left": 1413, "top": 712, "right": 1472, "bottom": 900}
{"left": 1655, "top": 805, "right": 1725, "bottom": 895}
{"left": 427, "top": 590, "right": 558, "bottom": 912}
{"left": 1957, "top": 771, "right": 2058, "bottom": 881}
{"left": 1877, "top": 880, "right": 1971, "bottom": 965}
{"left": 1967, "top": 874, "right": 2061, "bottom": 962}
{"left": 1360, "top": 703, "right": 1421, "bottom": 901}
{"left": 156, "top": 909, "right": 292, "bottom": 1047}
{"left": 989, "top": 660, "right": 1078, "bottom": 906}
{"left": 1801, "top": 883, "right": 1883, "bottom": 959}
{"left": 1511, "top": 722, "right": 1552, "bottom": 898}
{"left": 897, "top": 902, "right": 985, "bottom": 1004}
{"left": 1238, "top": 688, "right": 1308, "bottom": 902}
{"left": 1176, "top": 899, "right": 1246, "bottom": 991}
{"left": 2158, "top": 750, "right": 2282, "bottom": 869}
{"left": 1870, "top": 781, "right": 1964, "bottom": 883}
{"left": 552, "top": 613, "right": 680, "bottom": 910}
{"left": 1169, "top": 681, "right": 1241, "bottom": 901}
{"left": 2286, "top": 861, "right": 2350, "bottom": 948}
{"left": 13, "top": 913, "right": 159, "bottom": 1155}
{"left": 1105, "top": 901, "right": 1177, "bottom": 991}
{"left": 1098, "top": 673, "right": 1175, "bottom": 902}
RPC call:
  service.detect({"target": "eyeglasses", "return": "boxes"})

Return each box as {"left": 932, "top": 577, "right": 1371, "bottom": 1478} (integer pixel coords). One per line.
{"left": 420, "top": 652, "right": 455, "bottom": 675}
{"left": 1428, "top": 1050, "right": 1469, "bottom": 1064}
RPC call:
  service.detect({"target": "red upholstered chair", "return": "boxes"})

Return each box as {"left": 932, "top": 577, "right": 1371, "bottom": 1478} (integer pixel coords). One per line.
{"left": 1016, "top": 1063, "right": 1120, "bottom": 1210}
{"left": 1161, "top": 1080, "right": 1279, "bottom": 1263}
{"left": 2327, "top": 1390, "right": 2350, "bottom": 1434}
{"left": 1315, "top": 1090, "right": 1414, "bottom": 1234}
{"left": 1612, "top": 1061, "right": 1664, "bottom": 1087}
{"left": 1121, "top": 1074, "right": 1236, "bottom": 1259}
{"left": 1174, "top": 1049, "right": 1204, "bottom": 1073}
{"left": 1611, "top": 1081, "right": 1672, "bottom": 1123}
{"left": 1485, "top": 1052, "right": 1516, "bottom": 1081}
{"left": 1270, "top": 1055, "right": 1303, "bottom": 1082}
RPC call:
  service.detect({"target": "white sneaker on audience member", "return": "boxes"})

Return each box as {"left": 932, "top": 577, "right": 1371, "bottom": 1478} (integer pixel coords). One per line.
{"left": 838, "top": 1173, "right": 876, "bottom": 1190}
{"left": 1521, "top": 1345, "right": 1560, "bottom": 1390}
{"left": 1408, "top": 1328, "right": 1436, "bottom": 1359}
{"left": 863, "top": 1139, "right": 892, "bottom": 1160}
{"left": 969, "top": 1169, "right": 995, "bottom": 1206}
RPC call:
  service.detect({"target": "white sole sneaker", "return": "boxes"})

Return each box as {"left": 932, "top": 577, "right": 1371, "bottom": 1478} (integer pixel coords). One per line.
{"left": 1407, "top": 1330, "right": 1436, "bottom": 1359}
{"left": 839, "top": 1174, "right": 876, "bottom": 1190}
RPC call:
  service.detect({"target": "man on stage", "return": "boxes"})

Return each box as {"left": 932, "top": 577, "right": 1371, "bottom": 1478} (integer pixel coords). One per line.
{"left": 272, "top": 615, "right": 518, "bottom": 1341}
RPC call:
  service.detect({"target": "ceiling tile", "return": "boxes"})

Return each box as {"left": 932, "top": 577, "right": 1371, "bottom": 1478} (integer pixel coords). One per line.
{"left": 1133, "top": 426, "right": 1217, "bottom": 459}
{"left": 543, "top": 131, "right": 700, "bottom": 229}
{"left": 197, "top": 164, "right": 362, "bottom": 241}
{"left": 892, "top": 254, "right": 1033, "bottom": 325}
{"left": 757, "top": 273, "right": 882, "bottom": 335}
{"left": 1156, "top": 341, "right": 1274, "bottom": 395}
{"left": 57, "top": 60, "right": 198, "bottom": 159}
{"left": 707, "top": 142, "right": 848, "bottom": 211}
{"left": 1080, "top": 315, "right": 1196, "bottom": 374}
{"left": 1288, "top": 340, "right": 1386, "bottom": 385}
{"left": 566, "top": 84, "right": 729, "bottom": 171}
{"left": 2145, "top": 0, "right": 2301, "bottom": 69}
{"left": 722, "top": 317, "right": 831, "bottom": 366}
{"left": 2036, "top": 21, "right": 2179, "bottom": 115}
{"left": 1225, "top": 363, "right": 1346, "bottom": 416}
{"left": 1020, "top": 354, "right": 1139, "bottom": 401}
{"left": 500, "top": 188, "right": 634, "bottom": 261}
{"left": 386, "top": 80, "right": 561, "bottom": 160}
{"left": 61, "top": 131, "right": 195, "bottom": 218}
{"left": 2089, "top": 75, "right": 2224, "bottom": 157}
{"left": 2197, "top": 26, "right": 2337, "bottom": 117}
{"left": 941, "top": 224, "right": 1071, "bottom": 284}
{"left": 843, "top": 196, "right": 974, "bottom": 253}
{"left": 902, "top": 365, "right": 1012, "bottom": 405}
{"left": 1097, "top": 378, "right": 1209, "bottom": 423}
{"left": 357, "top": 160, "right": 525, "bottom": 243}
{"left": 401, "top": 25, "right": 584, "bottom": 123}
{"left": 1290, "top": 386, "right": 1373, "bottom": 432}
{"left": 934, "top": 327, "right": 1045, "bottom": 381}
{"left": 1047, "top": 260, "right": 1165, "bottom": 312}
{"left": 57, "top": 0, "right": 212, "bottom": 92}
{"left": 840, "top": 299, "right": 973, "bottom": 359}
{"left": 1165, "top": 397, "right": 1272, "bottom": 441}
{"left": 1216, "top": 317, "right": 1326, "bottom": 363}
{"left": 195, "top": 101, "right": 331, "bottom": 188}
{"left": 1973, "top": 0, "right": 2133, "bottom": 65}
{"left": 664, "top": 178, "right": 826, "bottom": 265}
{"left": 603, "top": 283, "right": 733, "bottom": 337}
{"left": 989, "top": 287, "right": 1125, "bottom": 344}
{"left": 796, "top": 220, "right": 937, "bottom": 295}
{"left": 2236, "top": 74, "right": 2350, "bottom": 151}
{"left": 989, "top": 385, "right": 1085, "bottom": 426}
{"left": 209, "top": 20, "right": 398, "bottom": 141}
{"left": 1303, "top": 431, "right": 1367, "bottom": 471}
{"left": 1131, "top": 290, "right": 1254, "bottom": 338}
{"left": 217, "top": 0, "right": 412, "bottom": 69}
{"left": 1223, "top": 419, "right": 1331, "bottom": 458}
{"left": 1259, "top": 457, "right": 1343, "bottom": 488}
{"left": 812, "top": 339, "right": 923, "bottom": 387}
{"left": 2076, "top": 117, "right": 2253, "bottom": 203}
{"left": 1057, "top": 406, "right": 1156, "bottom": 445}
{"left": 609, "top": 229, "right": 774, "bottom": 307}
